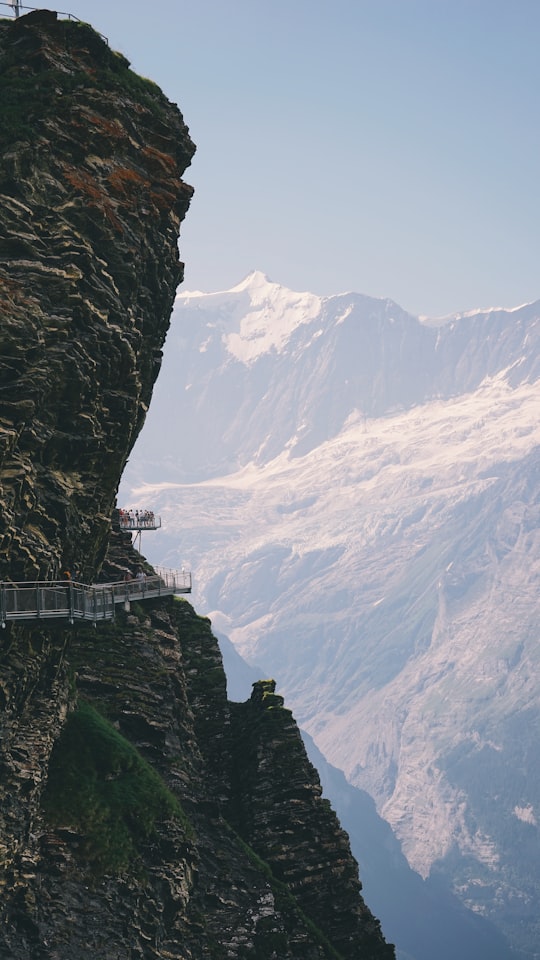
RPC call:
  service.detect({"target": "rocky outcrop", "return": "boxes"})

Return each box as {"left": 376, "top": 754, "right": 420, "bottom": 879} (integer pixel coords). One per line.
{"left": 0, "top": 526, "right": 395, "bottom": 958}
{"left": 0, "top": 12, "right": 395, "bottom": 959}
{"left": 228, "top": 680, "right": 394, "bottom": 960}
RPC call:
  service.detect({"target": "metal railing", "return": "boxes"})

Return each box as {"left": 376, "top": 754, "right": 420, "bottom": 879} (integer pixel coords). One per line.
{"left": 153, "top": 567, "right": 192, "bottom": 595}
{"left": 0, "top": 4, "right": 109, "bottom": 43}
{"left": 0, "top": 580, "right": 115, "bottom": 627}
{"left": 107, "top": 570, "right": 191, "bottom": 603}
{"left": 0, "top": 568, "right": 191, "bottom": 627}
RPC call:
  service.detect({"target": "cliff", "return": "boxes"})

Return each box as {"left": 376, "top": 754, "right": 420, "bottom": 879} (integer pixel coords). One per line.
{"left": 0, "top": 8, "right": 194, "bottom": 584}
{"left": 0, "top": 12, "right": 394, "bottom": 960}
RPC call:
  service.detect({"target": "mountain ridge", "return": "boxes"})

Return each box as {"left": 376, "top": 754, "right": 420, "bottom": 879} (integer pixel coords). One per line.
{"left": 124, "top": 273, "right": 539, "bottom": 485}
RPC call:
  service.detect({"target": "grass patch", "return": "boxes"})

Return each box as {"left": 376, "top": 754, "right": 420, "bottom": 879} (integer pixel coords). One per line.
{"left": 42, "top": 700, "right": 192, "bottom": 874}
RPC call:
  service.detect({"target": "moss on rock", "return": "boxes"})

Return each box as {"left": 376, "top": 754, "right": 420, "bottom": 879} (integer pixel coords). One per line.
{"left": 42, "top": 700, "right": 192, "bottom": 874}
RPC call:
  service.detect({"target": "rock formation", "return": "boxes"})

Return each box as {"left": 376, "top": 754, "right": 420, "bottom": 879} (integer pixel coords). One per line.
{"left": 0, "top": 12, "right": 395, "bottom": 959}
{"left": 0, "top": 8, "right": 194, "bottom": 584}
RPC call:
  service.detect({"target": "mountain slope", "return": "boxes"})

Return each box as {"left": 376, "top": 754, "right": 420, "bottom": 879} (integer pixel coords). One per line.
{"left": 125, "top": 270, "right": 538, "bottom": 482}
{"left": 121, "top": 272, "right": 540, "bottom": 958}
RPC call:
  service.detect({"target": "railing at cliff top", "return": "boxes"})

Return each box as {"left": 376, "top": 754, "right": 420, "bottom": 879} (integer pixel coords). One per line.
{"left": 0, "top": 4, "right": 109, "bottom": 43}
{"left": 0, "top": 569, "right": 191, "bottom": 627}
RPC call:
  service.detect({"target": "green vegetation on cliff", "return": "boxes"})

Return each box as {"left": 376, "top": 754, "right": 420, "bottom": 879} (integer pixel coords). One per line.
{"left": 42, "top": 700, "right": 192, "bottom": 874}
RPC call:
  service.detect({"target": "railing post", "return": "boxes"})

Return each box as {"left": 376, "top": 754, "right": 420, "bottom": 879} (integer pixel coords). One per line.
{"left": 68, "top": 582, "right": 74, "bottom": 624}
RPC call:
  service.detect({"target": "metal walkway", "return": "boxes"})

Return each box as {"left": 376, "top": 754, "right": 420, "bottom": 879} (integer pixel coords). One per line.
{"left": 0, "top": 568, "right": 191, "bottom": 627}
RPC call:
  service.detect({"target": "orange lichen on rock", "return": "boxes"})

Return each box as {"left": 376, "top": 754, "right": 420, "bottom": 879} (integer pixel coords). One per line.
{"left": 107, "top": 165, "right": 150, "bottom": 197}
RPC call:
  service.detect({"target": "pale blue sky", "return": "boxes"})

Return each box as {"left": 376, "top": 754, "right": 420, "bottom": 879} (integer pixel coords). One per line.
{"left": 25, "top": 1, "right": 540, "bottom": 315}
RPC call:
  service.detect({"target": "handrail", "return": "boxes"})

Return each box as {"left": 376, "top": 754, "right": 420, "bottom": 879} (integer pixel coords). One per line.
{"left": 0, "top": 569, "right": 191, "bottom": 627}
{"left": 153, "top": 566, "right": 192, "bottom": 594}
{"left": 0, "top": 4, "right": 109, "bottom": 43}
{"left": 0, "top": 580, "right": 115, "bottom": 627}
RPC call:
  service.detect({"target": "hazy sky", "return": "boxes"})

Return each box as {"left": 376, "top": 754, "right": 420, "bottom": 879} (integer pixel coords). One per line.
{"left": 21, "top": 0, "right": 540, "bottom": 315}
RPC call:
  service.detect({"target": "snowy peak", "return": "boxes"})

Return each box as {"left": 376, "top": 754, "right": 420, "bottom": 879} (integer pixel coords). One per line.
{"left": 223, "top": 274, "right": 323, "bottom": 363}
{"left": 132, "top": 274, "right": 540, "bottom": 484}
{"left": 229, "top": 269, "right": 277, "bottom": 294}
{"left": 178, "top": 271, "right": 323, "bottom": 363}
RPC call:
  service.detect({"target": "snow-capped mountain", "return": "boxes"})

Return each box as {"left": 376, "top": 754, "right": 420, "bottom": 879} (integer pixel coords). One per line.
{"left": 121, "top": 272, "right": 540, "bottom": 959}
{"left": 125, "top": 271, "right": 539, "bottom": 485}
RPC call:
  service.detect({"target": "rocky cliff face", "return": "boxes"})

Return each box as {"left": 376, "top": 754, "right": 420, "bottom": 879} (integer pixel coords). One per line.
{"left": 0, "top": 9, "right": 194, "bottom": 583}
{"left": 0, "top": 10, "right": 194, "bottom": 923}
{"left": 0, "top": 13, "right": 394, "bottom": 959}
{"left": 1, "top": 530, "right": 395, "bottom": 960}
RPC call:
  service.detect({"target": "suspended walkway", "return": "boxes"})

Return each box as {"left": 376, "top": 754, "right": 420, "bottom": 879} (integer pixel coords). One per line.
{"left": 118, "top": 509, "right": 161, "bottom": 532}
{"left": 0, "top": 567, "right": 191, "bottom": 628}
{"left": 118, "top": 508, "right": 162, "bottom": 552}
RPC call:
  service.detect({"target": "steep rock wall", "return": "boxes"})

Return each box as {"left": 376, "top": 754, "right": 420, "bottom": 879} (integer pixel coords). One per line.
{"left": 228, "top": 680, "right": 394, "bottom": 960}
{"left": 0, "top": 8, "right": 194, "bottom": 935}
{"left": 0, "top": 10, "right": 194, "bottom": 582}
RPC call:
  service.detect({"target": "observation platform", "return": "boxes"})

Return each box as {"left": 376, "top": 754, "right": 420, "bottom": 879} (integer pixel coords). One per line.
{"left": 118, "top": 509, "right": 161, "bottom": 531}
{"left": 0, "top": 567, "right": 191, "bottom": 628}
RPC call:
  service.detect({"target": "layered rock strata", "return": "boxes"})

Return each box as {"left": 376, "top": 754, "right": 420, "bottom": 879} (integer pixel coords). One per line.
{"left": 0, "top": 11, "right": 193, "bottom": 916}
{"left": 0, "top": 526, "right": 391, "bottom": 959}
{"left": 0, "top": 9, "right": 194, "bottom": 583}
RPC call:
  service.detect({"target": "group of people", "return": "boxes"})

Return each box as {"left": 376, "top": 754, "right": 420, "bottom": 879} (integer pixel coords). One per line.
{"left": 123, "top": 570, "right": 147, "bottom": 583}
{"left": 61, "top": 568, "right": 148, "bottom": 585}
{"left": 118, "top": 508, "right": 157, "bottom": 529}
